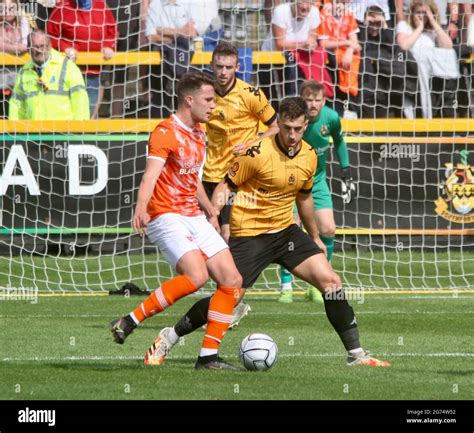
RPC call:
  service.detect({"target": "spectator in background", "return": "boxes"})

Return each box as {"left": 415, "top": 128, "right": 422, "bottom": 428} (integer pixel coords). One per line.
{"left": 184, "top": 0, "right": 222, "bottom": 51}
{"left": 9, "top": 30, "right": 90, "bottom": 119}
{"left": 261, "top": 0, "right": 326, "bottom": 99}
{"left": 454, "top": 1, "right": 471, "bottom": 44}
{"left": 318, "top": 0, "right": 362, "bottom": 118}
{"left": 0, "top": 0, "right": 32, "bottom": 117}
{"left": 396, "top": 0, "right": 459, "bottom": 118}
{"left": 146, "top": 0, "right": 197, "bottom": 117}
{"left": 105, "top": 0, "right": 142, "bottom": 117}
{"left": 263, "top": 0, "right": 282, "bottom": 30}
{"left": 395, "top": 0, "right": 459, "bottom": 40}
{"left": 259, "top": 1, "right": 294, "bottom": 103}
{"left": 47, "top": 0, "right": 118, "bottom": 118}
{"left": 0, "top": 0, "right": 30, "bottom": 53}
{"left": 468, "top": 11, "right": 474, "bottom": 46}
{"left": 347, "top": 0, "right": 392, "bottom": 25}
{"left": 359, "top": 5, "right": 418, "bottom": 117}
{"left": 34, "top": 0, "right": 57, "bottom": 31}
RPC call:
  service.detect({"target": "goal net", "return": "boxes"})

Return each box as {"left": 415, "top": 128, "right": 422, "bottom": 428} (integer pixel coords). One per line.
{"left": 1, "top": 0, "right": 473, "bottom": 294}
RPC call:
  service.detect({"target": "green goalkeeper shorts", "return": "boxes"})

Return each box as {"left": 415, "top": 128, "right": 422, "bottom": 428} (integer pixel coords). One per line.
{"left": 311, "top": 176, "right": 333, "bottom": 210}
{"left": 293, "top": 176, "right": 333, "bottom": 213}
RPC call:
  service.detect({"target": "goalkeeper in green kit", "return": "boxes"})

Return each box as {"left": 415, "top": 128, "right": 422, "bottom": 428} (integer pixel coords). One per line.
{"left": 279, "top": 80, "right": 356, "bottom": 303}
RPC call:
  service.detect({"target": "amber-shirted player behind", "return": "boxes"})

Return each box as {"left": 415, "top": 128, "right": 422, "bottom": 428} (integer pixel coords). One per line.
{"left": 203, "top": 41, "right": 278, "bottom": 243}
{"left": 203, "top": 41, "right": 278, "bottom": 329}
{"left": 110, "top": 72, "right": 243, "bottom": 370}
{"left": 144, "top": 97, "right": 391, "bottom": 368}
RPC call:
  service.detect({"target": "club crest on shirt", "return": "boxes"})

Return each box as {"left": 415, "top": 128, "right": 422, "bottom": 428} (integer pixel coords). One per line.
{"left": 288, "top": 174, "right": 296, "bottom": 185}
{"left": 229, "top": 162, "right": 240, "bottom": 177}
{"left": 320, "top": 125, "right": 329, "bottom": 136}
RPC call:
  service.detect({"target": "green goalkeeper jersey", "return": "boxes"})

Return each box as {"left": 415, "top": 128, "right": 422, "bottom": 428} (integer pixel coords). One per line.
{"left": 303, "top": 105, "right": 349, "bottom": 182}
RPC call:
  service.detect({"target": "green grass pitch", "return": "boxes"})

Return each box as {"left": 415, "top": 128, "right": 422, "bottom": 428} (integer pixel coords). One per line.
{"left": 1, "top": 292, "right": 473, "bottom": 400}
{"left": 2, "top": 251, "right": 473, "bottom": 292}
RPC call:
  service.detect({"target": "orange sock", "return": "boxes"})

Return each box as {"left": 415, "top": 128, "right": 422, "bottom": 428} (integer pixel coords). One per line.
{"left": 131, "top": 275, "right": 197, "bottom": 323}
{"left": 202, "top": 286, "right": 239, "bottom": 352}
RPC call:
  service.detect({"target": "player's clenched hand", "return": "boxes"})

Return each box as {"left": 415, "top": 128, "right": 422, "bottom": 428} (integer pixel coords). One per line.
{"left": 132, "top": 206, "right": 150, "bottom": 236}
{"left": 205, "top": 206, "right": 221, "bottom": 233}
{"left": 233, "top": 143, "right": 248, "bottom": 156}
{"left": 208, "top": 214, "right": 221, "bottom": 234}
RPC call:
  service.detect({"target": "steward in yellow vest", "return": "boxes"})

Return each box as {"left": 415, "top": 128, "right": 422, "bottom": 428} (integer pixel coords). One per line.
{"left": 9, "top": 30, "right": 90, "bottom": 120}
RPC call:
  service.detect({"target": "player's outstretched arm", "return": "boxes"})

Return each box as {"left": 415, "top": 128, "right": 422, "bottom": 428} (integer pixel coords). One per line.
{"left": 332, "top": 116, "right": 350, "bottom": 169}
{"left": 232, "top": 119, "right": 279, "bottom": 155}
{"left": 296, "top": 191, "right": 327, "bottom": 256}
{"left": 132, "top": 158, "right": 165, "bottom": 235}
{"left": 259, "top": 118, "right": 279, "bottom": 141}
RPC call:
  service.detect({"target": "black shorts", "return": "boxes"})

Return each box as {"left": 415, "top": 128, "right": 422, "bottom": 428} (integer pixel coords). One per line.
{"left": 229, "top": 224, "right": 323, "bottom": 288}
{"left": 202, "top": 181, "right": 234, "bottom": 226}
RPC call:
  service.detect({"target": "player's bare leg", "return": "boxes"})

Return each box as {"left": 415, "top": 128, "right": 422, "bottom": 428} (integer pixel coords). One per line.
{"left": 301, "top": 208, "right": 336, "bottom": 303}
{"left": 279, "top": 210, "right": 323, "bottom": 303}
{"left": 217, "top": 222, "right": 251, "bottom": 328}
{"left": 291, "top": 253, "right": 391, "bottom": 367}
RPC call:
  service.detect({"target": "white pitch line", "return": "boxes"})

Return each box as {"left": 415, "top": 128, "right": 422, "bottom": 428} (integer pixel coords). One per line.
{"left": 1, "top": 355, "right": 144, "bottom": 362}
{"left": 2, "top": 352, "right": 473, "bottom": 363}
{"left": 1, "top": 310, "right": 473, "bottom": 319}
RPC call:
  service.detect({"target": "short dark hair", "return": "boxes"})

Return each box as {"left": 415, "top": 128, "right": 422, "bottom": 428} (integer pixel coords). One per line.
{"left": 211, "top": 41, "right": 239, "bottom": 63}
{"left": 300, "top": 80, "right": 325, "bottom": 97}
{"left": 278, "top": 97, "right": 308, "bottom": 120}
{"left": 176, "top": 72, "right": 215, "bottom": 105}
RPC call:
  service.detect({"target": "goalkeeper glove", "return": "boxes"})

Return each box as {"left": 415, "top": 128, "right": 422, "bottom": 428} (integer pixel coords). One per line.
{"left": 341, "top": 167, "right": 356, "bottom": 204}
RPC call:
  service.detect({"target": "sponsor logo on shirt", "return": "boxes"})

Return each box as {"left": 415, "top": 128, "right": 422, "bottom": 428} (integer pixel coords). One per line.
{"left": 244, "top": 142, "right": 262, "bottom": 158}
{"left": 179, "top": 161, "right": 201, "bottom": 175}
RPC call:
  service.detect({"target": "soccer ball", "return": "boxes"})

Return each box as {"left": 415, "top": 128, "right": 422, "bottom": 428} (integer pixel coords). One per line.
{"left": 239, "top": 333, "right": 278, "bottom": 371}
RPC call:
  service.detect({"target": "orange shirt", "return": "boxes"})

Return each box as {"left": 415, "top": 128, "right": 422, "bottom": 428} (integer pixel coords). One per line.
{"left": 147, "top": 115, "right": 206, "bottom": 220}
{"left": 317, "top": 4, "right": 359, "bottom": 42}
